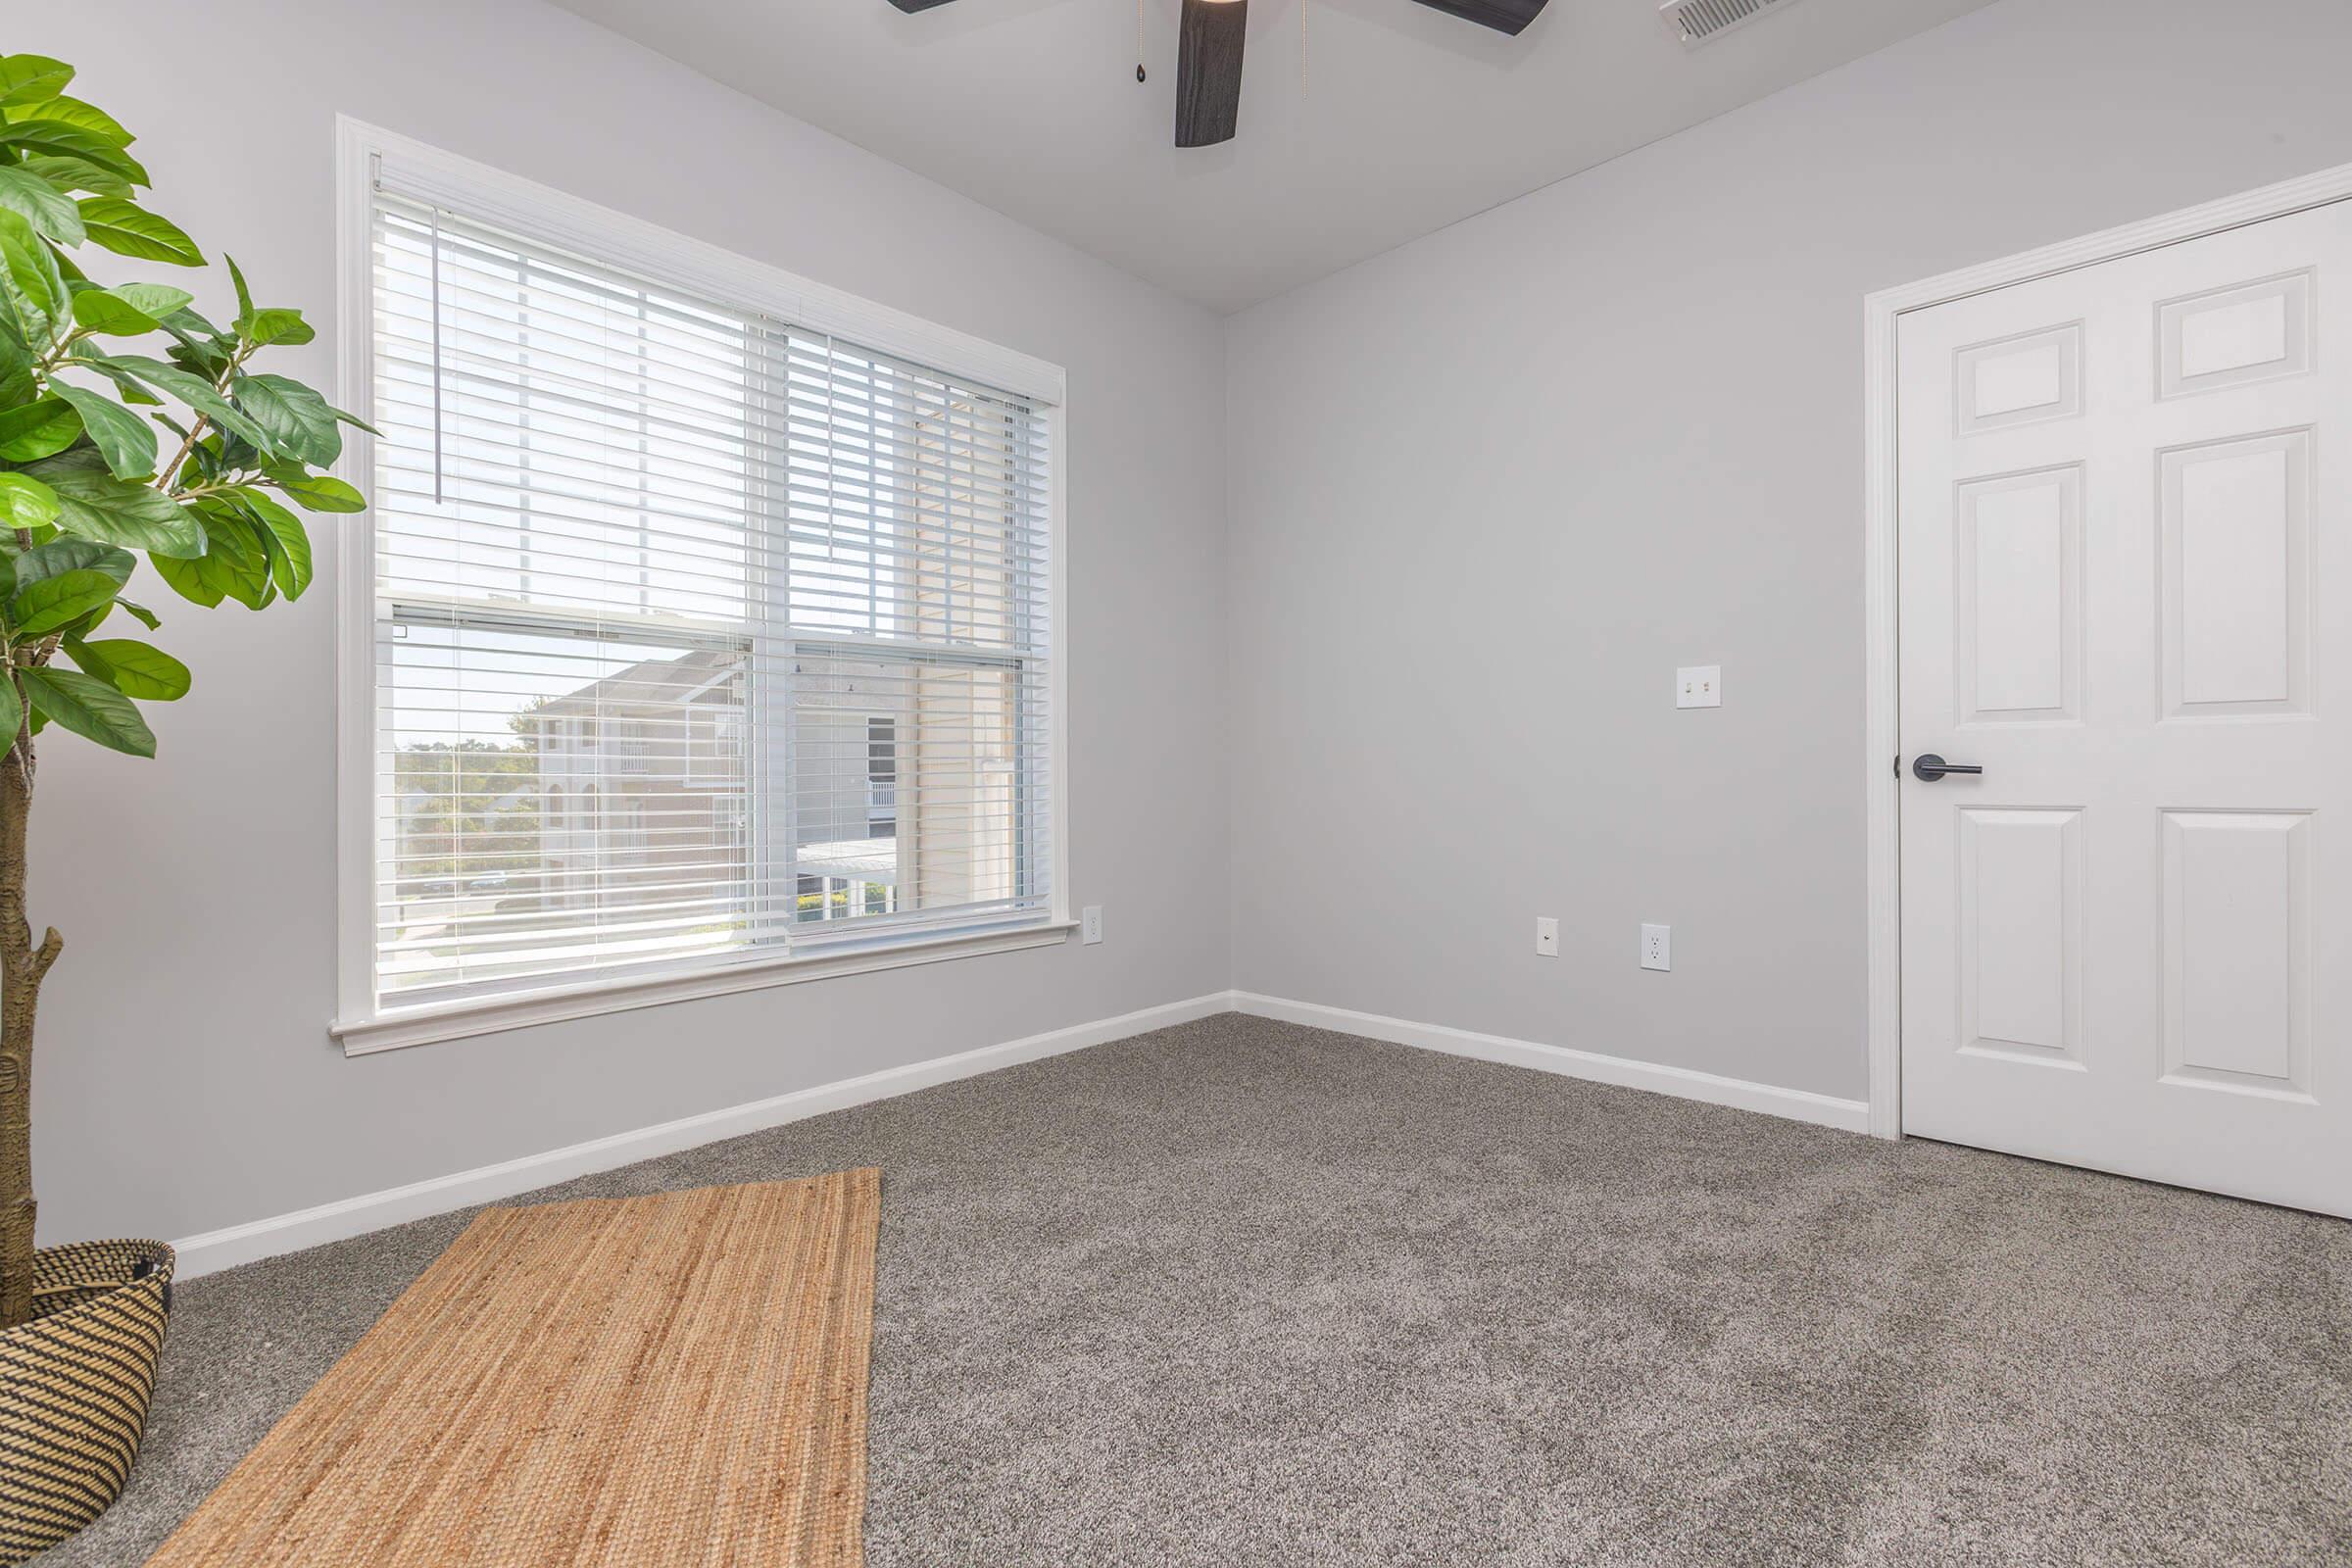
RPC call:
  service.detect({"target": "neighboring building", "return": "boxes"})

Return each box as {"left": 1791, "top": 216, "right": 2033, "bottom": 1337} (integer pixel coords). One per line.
{"left": 509, "top": 648, "right": 1006, "bottom": 933}
{"left": 520, "top": 645, "right": 764, "bottom": 924}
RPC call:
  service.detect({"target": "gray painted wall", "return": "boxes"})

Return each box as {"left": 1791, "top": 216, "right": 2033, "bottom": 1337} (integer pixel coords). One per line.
{"left": 1223, "top": 0, "right": 2352, "bottom": 1101}
{"left": 18, "top": 0, "right": 1229, "bottom": 1243}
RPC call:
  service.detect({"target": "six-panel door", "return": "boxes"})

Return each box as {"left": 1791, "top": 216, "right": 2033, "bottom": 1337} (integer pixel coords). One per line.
{"left": 1897, "top": 202, "right": 2349, "bottom": 1218}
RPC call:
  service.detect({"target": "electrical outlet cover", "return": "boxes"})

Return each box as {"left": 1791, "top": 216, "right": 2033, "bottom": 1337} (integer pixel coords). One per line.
{"left": 1641, "top": 923, "right": 1672, "bottom": 971}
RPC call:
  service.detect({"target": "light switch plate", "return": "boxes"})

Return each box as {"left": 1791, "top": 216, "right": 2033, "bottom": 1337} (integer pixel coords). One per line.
{"left": 1081, "top": 906, "right": 1103, "bottom": 945}
{"left": 1677, "top": 665, "right": 1722, "bottom": 709}
{"left": 1641, "top": 923, "right": 1672, "bottom": 971}
{"left": 1536, "top": 916, "right": 1559, "bottom": 957}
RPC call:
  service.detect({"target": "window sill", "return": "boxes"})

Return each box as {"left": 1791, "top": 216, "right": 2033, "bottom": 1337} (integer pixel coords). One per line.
{"left": 332, "top": 920, "right": 1078, "bottom": 1056}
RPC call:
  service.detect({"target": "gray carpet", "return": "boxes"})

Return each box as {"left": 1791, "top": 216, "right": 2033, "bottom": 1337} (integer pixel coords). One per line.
{"left": 39, "top": 1012, "right": 2352, "bottom": 1566}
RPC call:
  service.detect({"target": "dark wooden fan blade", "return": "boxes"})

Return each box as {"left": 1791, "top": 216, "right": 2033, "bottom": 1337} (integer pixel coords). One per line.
{"left": 1407, "top": 0, "right": 1548, "bottom": 33}
{"left": 884, "top": 0, "right": 959, "bottom": 11}
{"left": 1175, "top": 0, "right": 1248, "bottom": 149}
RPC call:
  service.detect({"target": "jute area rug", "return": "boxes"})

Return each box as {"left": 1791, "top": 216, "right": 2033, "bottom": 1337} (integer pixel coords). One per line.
{"left": 143, "top": 1169, "right": 881, "bottom": 1567}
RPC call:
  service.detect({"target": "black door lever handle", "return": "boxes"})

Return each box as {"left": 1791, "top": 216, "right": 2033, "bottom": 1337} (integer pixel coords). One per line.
{"left": 1912, "top": 754, "right": 1984, "bottom": 782}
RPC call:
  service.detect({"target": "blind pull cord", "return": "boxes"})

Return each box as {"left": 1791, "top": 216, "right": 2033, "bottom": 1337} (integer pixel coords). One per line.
{"left": 429, "top": 204, "right": 446, "bottom": 507}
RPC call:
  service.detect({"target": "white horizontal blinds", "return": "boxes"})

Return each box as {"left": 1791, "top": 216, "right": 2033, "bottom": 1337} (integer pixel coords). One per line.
{"left": 368, "top": 185, "right": 1054, "bottom": 1011}
{"left": 764, "top": 321, "right": 1054, "bottom": 945}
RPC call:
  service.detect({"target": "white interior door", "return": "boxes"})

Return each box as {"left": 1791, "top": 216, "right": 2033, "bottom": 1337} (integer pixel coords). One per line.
{"left": 1897, "top": 199, "right": 2350, "bottom": 1217}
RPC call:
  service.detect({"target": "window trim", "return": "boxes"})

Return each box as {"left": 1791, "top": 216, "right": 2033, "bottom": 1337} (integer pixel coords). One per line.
{"left": 330, "top": 118, "right": 1072, "bottom": 1054}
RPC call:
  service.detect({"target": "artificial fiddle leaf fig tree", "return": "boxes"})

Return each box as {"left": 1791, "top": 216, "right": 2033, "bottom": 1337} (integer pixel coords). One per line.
{"left": 0, "top": 53, "right": 369, "bottom": 1330}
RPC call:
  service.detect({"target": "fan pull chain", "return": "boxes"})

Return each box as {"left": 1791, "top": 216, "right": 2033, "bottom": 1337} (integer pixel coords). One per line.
{"left": 1136, "top": 0, "right": 1147, "bottom": 81}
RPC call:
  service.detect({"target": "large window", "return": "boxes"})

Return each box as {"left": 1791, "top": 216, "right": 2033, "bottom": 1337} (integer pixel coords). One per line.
{"left": 336, "top": 129, "right": 1062, "bottom": 1048}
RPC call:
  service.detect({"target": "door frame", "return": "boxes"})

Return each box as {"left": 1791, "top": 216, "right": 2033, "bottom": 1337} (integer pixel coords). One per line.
{"left": 1860, "top": 159, "right": 2352, "bottom": 1141}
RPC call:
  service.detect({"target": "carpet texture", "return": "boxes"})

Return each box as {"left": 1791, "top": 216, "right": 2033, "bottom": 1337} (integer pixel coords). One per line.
{"left": 34, "top": 1012, "right": 2352, "bottom": 1567}
{"left": 142, "top": 1172, "right": 878, "bottom": 1567}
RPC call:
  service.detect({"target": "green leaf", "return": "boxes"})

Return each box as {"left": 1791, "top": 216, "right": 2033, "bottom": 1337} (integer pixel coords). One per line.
{"left": 0, "top": 122, "right": 145, "bottom": 185}
{"left": 220, "top": 258, "right": 317, "bottom": 346}
{"left": 69, "top": 284, "right": 176, "bottom": 335}
{"left": 0, "top": 208, "right": 66, "bottom": 332}
{"left": 109, "top": 596, "right": 160, "bottom": 630}
{"left": 226, "top": 255, "right": 255, "bottom": 322}
{"left": 0, "top": 472, "right": 60, "bottom": 530}
{"left": 239, "top": 307, "right": 313, "bottom": 348}
{"left": 234, "top": 373, "right": 339, "bottom": 466}
{"left": 10, "top": 566, "right": 122, "bottom": 635}
{"left": 19, "top": 666, "right": 153, "bottom": 757}
{"left": 111, "top": 282, "right": 191, "bottom": 318}
{"left": 175, "top": 501, "right": 272, "bottom": 609}
{"left": 0, "top": 56, "right": 73, "bottom": 110}
{"left": 0, "top": 166, "right": 83, "bottom": 245}
{"left": 0, "top": 326, "right": 33, "bottom": 407}
{"left": 236, "top": 490, "right": 312, "bottom": 598}
{"left": 157, "top": 323, "right": 232, "bottom": 382}
{"left": 156, "top": 303, "right": 228, "bottom": 347}
{"left": 72, "top": 346, "right": 159, "bottom": 403}
{"left": 72, "top": 637, "right": 187, "bottom": 700}
{"left": 159, "top": 301, "right": 226, "bottom": 335}
{"left": 0, "top": 398, "right": 80, "bottom": 462}
{"left": 14, "top": 153, "right": 130, "bottom": 200}
{"left": 15, "top": 537, "right": 133, "bottom": 590}
{"left": 75, "top": 199, "right": 201, "bottom": 267}
{"left": 81, "top": 353, "right": 272, "bottom": 451}
{"left": 24, "top": 456, "right": 206, "bottom": 557}
{"left": 0, "top": 284, "right": 40, "bottom": 352}
{"left": 263, "top": 465, "right": 366, "bottom": 514}
{"left": 56, "top": 633, "right": 104, "bottom": 679}
{"left": 48, "top": 380, "right": 158, "bottom": 479}
{"left": 156, "top": 503, "right": 262, "bottom": 606}
{"left": 0, "top": 675, "right": 19, "bottom": 756}
{"left": 148, "top": 551, "right": 223, "bottom": 608}
{"left": 2, "top": 95, "right": 131, "bottom": 146}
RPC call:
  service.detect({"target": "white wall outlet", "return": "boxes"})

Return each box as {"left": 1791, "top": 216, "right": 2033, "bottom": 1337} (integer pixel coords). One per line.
{"left": 1536, "top": 916, "right": 1559, "bottom": 956}
{"left": 1641, "top": 923, "right": 1672, "bottom": 971}
{"left": 1676, "top": 665, "right": 1722, "bottom": 709}
{"left": 1081, "top": 906, "right": 1103, "bottom": 945}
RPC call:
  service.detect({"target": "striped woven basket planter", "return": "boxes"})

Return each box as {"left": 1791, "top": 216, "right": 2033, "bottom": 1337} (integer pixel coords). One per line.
{"left": 0, "top": 1240, "right": 173, "bottom": 1564}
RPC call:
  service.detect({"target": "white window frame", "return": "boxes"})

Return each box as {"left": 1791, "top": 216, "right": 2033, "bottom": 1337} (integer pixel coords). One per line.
{"left": 329, "top": 119, "right": 1072, "bottom": 1055}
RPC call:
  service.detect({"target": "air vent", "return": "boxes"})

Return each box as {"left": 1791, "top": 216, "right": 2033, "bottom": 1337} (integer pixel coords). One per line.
{"left": 1658, "top": 0, "right": 1800, "bottom": 47}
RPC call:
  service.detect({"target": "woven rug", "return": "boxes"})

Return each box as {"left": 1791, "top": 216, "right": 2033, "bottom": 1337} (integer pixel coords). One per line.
{"left": 143, "top": 1170, "right": 881, "bottom": 1567}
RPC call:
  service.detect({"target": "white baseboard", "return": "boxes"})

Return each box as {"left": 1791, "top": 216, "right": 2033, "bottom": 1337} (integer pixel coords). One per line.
{"left": 1231, "top": 992, "right": 1872, "bottom": 1135}
{"left": 172, "top": 991, "right": 1235, "bottom": 1280}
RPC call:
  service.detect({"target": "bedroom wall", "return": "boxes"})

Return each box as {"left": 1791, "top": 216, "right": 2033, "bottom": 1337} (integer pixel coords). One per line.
{"left": 17, "top": 0, "right": 1230, "bottom": 1245}
{"left": 1223, "top": 0, "right": 2352, "bottom": 1101}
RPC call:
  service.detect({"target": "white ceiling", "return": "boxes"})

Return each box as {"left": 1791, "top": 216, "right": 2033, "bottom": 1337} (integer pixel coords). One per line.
{"left": 549, "top": 0, "right": 1998, "bottom": 312}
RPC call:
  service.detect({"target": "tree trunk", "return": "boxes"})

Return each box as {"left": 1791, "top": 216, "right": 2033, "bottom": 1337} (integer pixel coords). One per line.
{"left": 0, "top": 727, "right": 58, "bottom": 1332}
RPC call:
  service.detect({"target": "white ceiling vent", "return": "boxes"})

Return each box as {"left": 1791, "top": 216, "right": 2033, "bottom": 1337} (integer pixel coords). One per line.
{"left": 1658, "top": 0, "right": 1802, "bottom": 48}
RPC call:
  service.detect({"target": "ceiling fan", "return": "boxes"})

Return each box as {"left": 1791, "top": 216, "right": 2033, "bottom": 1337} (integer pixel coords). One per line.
{"left": 884, "top": 0, "right": 1550, "bottom": 148}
